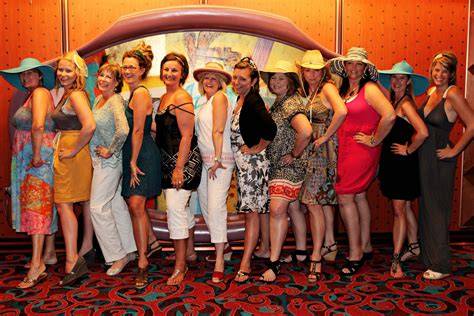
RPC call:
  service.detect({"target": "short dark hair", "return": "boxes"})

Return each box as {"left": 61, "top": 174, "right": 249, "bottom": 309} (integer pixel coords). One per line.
{"left": 234, "top": 57, "right": 260, "bottom": 92}
{"left": 160, "top": 52, "right": 189, "bottom": 85}
{"left": 267, "top": 73, "right": 297, "bottom": 97}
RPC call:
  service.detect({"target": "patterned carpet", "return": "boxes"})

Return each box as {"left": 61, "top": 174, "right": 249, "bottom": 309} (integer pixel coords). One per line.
{"left": 0, "top": 244, "right": 472, "bottom": 315}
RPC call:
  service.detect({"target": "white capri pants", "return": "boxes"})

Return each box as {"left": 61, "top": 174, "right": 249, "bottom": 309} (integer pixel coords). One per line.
{"left": 90, "top": 162, "right": 136, "bottom": 262}
{"left": 165, "top": 188, "right": 195, "bottom": 240}
{"left": 197, "top": 164, "right": 234, "bottom": 244}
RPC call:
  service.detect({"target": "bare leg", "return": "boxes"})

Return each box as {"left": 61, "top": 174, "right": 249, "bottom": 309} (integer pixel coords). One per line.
{"left": 186, "top": 227, "right": 196, "bottom": 258}
{"left": 235, "top": 212, "right": 259, "bottom": 281}
{"left": 307, "top": 204, "right": 325, "bottom": 262}
{"left": 322, "top": 205, "right": 336, "bottom": 246}
{"left": 405, "top": 202, "right": 418, "bottom": 244}
{"left": 43, "top": 234, "right": 57, "bottom": 262}
{"left": 355, "top": 192, "right": 372, "bottom": 253}
{"left": 57, "top": 202, "right": 79, "bottom": 273}
{"left": 18, "top": 234, "right": 46, "bottom": 288}
{"left": 338, "top": 194, "right": 363, "bottom": 266}
{"left": 254, "top": 213, "right": 270, "bottom": 257}
{"left": 288, "top": 200, "right": 307, "bottom": 261}
{"left": 167, "top": 238, "right": 187, "bottom": 285}
{"left": 391, "top": 199, "right": 406, "bottom": 277}
{"left": 127, "top": 196, "right": 149, "bottom": 269}
{"left": 212, "top": 242, "right": 225, "bottom": 282}
{"left": 261, "top": 198, "right": 290, "bottom": 282}
{"left": 78, "top": 201, "right": 94, "bottom": 256}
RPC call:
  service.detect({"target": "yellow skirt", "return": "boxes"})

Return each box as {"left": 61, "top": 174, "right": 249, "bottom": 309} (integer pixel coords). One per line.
{"left": 53, "top": 131, "right": 92, "bottom": 203}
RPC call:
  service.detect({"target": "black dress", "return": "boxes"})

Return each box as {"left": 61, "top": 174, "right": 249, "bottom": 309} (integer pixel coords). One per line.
{"left": 378, "top": 116, "right": 420, "bottom": 200}
{"left": 155, "top": 102, "right": 202, "bottom": 190}
{"left": 418, "top": 88, "right": 456, "bottom": 274}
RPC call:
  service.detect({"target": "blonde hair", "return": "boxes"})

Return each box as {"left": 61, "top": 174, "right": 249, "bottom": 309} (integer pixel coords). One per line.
{"left": 56, "top": 51, "right": 87, "bottom": 91}
{"left": 430, "top": 51, "right": 457, "bottom": 85}
{"left": 122, "top": 41, "right": 154, "bottom": 79}
{"left": 197, "top": 72, "right": 227, "bottom": 95}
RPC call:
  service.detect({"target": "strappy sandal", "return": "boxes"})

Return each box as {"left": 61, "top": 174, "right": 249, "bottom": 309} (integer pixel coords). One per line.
{"left": 260, "top": 260, "right": 280, "bottom": 282}
{"left": 390, "top": 253, "right": 404, "bottom": 279}
{"left": 321, "top": 242, "right": 338, "bottom": 262}
{"left": 234, "top": 270, "right": 251, "bottom": 283}
{"left": 340, "top": 258, "right": 364, "bottom": 276}
{"left": 135, "top": 266, "right": 149, "bottom": 289}
{"left": 166, "top": 267, "right": 188, "bottom": 286}
{"left": 60, "top": 256, "right": 88, "bottom": 286}
{"left": 280, "top": 249, "right": 308, "bottom": 264}
{"left": 17, "top": 270, "right": 48, "bottom": 289}
{"left": 400, "top": 242, "right": 420, "bottom": 262}
{"left": 308, "top": 260, "right": 322, "bottom": 283}
{"left": 147, "top": 240, "right": 163, "bottom": 258}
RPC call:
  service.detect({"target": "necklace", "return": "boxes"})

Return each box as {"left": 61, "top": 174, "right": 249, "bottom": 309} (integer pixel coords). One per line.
{"left": 344, "top": 86, "right": 359, "bottom": 102}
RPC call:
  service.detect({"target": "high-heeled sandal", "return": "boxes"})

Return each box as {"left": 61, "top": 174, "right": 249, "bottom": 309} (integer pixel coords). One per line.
{"left": 400, "top": 242, "right": 420, "bottom": 262}
{"left": 307, "top": 260, "right": 322, "bottom": 283}
{"left": 390, "top": 253, "right": 404, "bottom": 279}
{"left": 340, "top": 258, "right": 364, "bottom": 276}
{"left": 321, "top": 242, "right": 338, "bottom": 262}
{"left": 147, "top": 240, "right": 163, "bottom": 258}
{"left": 260, "top": 260, "right": 280, "bottom": 283}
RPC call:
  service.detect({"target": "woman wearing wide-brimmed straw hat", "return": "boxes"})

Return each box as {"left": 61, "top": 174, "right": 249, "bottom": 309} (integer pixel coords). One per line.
{"left": 52, "top": 51, "right": 96, "bottom": 286}
{"left": 417, "top": 52, "right": 473, "bottom": 280}
{"left": 0, "top": 58, "right": 57, "bottom": 289}
{"left": 297, "top": 50, "right": 347, "bottom": 282}
{"left": 259, "top": 60, "right": 313, "bottom": 282}
{"left": 377, "top": 60, "right": 429, "bottom": 278}
{"left": 193, "top": 62, "right": 235, "bottom": 283}
{"left": 329, "top": 47, "right": 395, "bottom": 276}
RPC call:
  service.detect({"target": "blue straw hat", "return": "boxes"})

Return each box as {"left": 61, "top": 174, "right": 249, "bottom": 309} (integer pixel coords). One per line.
{"left": 379, "top": 60, "right": 429, "bottom": 96}
{"left": 0, "top": 58, "right": 55, "bottom": 91}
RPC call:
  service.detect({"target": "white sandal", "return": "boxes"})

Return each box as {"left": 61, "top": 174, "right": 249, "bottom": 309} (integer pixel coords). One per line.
{"left": 423, "top": 269, "right": 449, "bottom": 280}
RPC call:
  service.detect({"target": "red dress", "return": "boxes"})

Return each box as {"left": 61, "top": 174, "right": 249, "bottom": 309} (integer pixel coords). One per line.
{"left": 335, "top": 85, "right": 381, "bottom": 194}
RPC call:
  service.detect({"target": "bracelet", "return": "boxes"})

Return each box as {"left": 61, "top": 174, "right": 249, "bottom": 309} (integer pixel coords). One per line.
{"left": 405, "top": 148, "right": 410, "bottom": 155}
{"left": 213, "top": 156, "right": 221, "bottom": 163}
{"left": 369, "top": 135, "right": 376, "bottom": 146}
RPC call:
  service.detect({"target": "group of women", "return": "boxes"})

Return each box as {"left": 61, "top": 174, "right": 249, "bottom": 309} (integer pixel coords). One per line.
{"left": 2, "top": 43, "right": 473, "bottom": 290}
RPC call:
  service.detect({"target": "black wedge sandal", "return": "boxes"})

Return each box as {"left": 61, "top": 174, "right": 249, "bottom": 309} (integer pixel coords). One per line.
{"left": 340, "top": 258, "right": 364, "bottom": 276}
{"left": 308, "top": 260, "right": 322, "bottom": 283}
{"left": 280, "top": 249, "right": 308, "bottom": 264}
{"left": 260, "top": 260, "right": 281, "bottom": 282}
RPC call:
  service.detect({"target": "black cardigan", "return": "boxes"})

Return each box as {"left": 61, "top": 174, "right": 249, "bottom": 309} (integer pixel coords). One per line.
{"left": 239, "top": 90, "right": 277, "bottom": 147}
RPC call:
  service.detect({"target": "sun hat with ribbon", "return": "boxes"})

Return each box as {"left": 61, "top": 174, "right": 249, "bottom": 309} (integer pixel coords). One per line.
{"left": 193, "top": 61, "right": 232, "bottom": 85}
{"left": 296, "top": 50, "right": 327, "bottom": 70}
{"left": 260, "top": 60, "right": 301, "bottom": 89}
{"left": 378, "top": 60, "right": 429, "bottom": 96}
{"left": 329, "top": 47, "right": 378, "bottom": 81}
{"left": 0, "top": 57, "right": 55, "bottom": 91}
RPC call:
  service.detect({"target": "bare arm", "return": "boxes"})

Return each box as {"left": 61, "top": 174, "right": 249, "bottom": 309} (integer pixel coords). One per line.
{"left": 437, "top": 87, "right": 474, "bottom": 159}
{"left": 30, "top": 88, "right": 51, "bottom": 167}
{"left": 315, "top": 83, "right": 347, "bottom": 147}
{"left": 391, "top": 99, "right": 428, "bottom": 156}
{"left": 281, "top": 113, "right": 312, "bottom": 165}
{"left": 208, "top": 92, "right": 229, "bottom": 179}
{"left": 173, "top": 90, "right": 195, "bottom": 189}
{"left": 128, "top": 88, "right": 151, "bottom": 187}
{"left": 59, "top": 91, "right": 95, "bottom": 159}
{"left": 355, "top": 81, "right": 396, "bottom": 147}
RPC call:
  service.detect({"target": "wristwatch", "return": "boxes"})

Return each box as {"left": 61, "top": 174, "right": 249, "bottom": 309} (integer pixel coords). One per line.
{"left": 214, "top": 156, "right": 221, "bottom": 163}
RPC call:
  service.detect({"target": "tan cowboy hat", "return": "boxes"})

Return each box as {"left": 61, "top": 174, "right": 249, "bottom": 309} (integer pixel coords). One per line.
{"left": 296, "top": 50, "right": 326, "bottom": 70}
{"left": 193, "top": 61, "right": 232, "bottom": 84}
{"left": 260, "top": 60, "right": 300, "bottom": 89}
{"left": 329, "top": 47, "right": 378, "bottom": 81}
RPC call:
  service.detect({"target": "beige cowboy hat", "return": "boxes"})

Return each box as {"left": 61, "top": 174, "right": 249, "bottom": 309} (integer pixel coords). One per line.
{"left": 260, "top": 60, "right": 301, "bottom": 89}
{"left": 296, "top": 50, "right": 327, "bottom": 70}
{"left": 193, "top": 61, "right": 232, "bottom": 85}
{"left": 329, "top": 47, "right": 378, "bottom": 81}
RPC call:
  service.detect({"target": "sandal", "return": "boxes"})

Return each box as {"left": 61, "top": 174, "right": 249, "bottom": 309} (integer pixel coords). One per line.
{"left": 321, "top": 242, "right": 338, "bottom": 262}
{"left": 280, "top": 249, "right": 308, "bottom": 264}
{"left": 60, "top": 256, "right": 88, "bottom": 286}
{"left": 308, "top": 260, "right": 322, "bottom": 283}
{"left": 423, "top": 269, "right": 449, "bottom": 280}
{"left": 260, "top": 260, "right": 280, "bottom": 282}
{"left": 147, "top": 240, "right": 163, "bottom": 258}
{"left": 135, "top": 266, "right": 149, "bottom": 289}
{"left": 340, "top": 258, "right": 364, "bottom": 276}
{"left": 166, "top": 267, "right": 188, "bottom": 286}
{"left": 390, "top": 253, "right": 404, "bottom": 279}
{"left": 234, "top": 270, "right": 251, "bottom": 283}
{"left": 400, "top": 242, "right": 420, "bottom": 262}
{"left": 17, "top": 269, "right": 48, "bottom": 289}
{"left": 211, "top": 271, "right": 224, "bottom": 283}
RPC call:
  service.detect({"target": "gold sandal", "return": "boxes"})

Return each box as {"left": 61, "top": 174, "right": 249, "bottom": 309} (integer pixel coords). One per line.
{"left": 166, "top": 267, "right": 188, "bottom": 286}
{"left": 17, "top": 271, "right": 48, "bottom": 289}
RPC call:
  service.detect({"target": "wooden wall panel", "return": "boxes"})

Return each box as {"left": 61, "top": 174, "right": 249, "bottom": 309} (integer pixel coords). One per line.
{"left": 343, "top": 0, "right": 468, "bottom": 231}
{"left": 0, "top": 0, "right": 62, "bottom": 237}
{"left": 68, "top": 0, "right": 199, "bottom": 50}
{"left": 208, "top": 0, "right": 336, "bottom": 51}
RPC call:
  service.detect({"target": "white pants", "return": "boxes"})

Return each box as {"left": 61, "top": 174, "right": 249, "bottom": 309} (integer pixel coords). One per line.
{"left": 197, "top": 164, "right": 234, "bottom": 243}
{"left": 90, "top": 162, "right": 136, "bottom": 262}
{"left": 165, "top": 188, "right": 194, "bottom": 240}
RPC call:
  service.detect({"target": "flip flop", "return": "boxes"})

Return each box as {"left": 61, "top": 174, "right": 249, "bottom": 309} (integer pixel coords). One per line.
{"left": 234, "top": 270, "right": 251, "bottom": 283}
{"left": 166, "top": 267, "right": 188, "bottom": 286}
